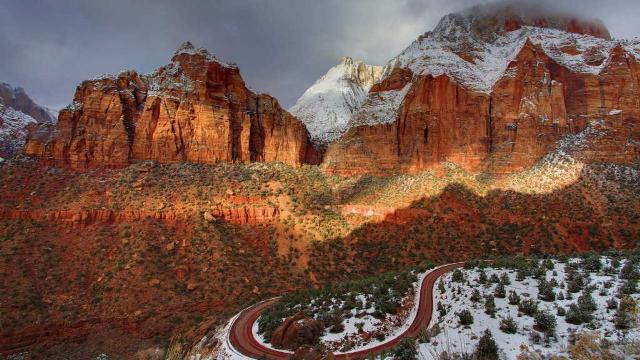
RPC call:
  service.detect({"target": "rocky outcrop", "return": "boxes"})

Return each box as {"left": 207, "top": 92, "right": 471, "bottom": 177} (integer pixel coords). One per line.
{"left": 0, "top": 83, "right": 54, "bottom": 158}
{"left": 270, "top": 313, "right": 324, "bottom": 351}
{"left": 0, "top": 83, "right": 55, "bottom": 124}
{"left": 25, "top": 42, "right": 316, "bottom": 169}
{"left": 0, "top": 205, "right": 280, "bottom": 227}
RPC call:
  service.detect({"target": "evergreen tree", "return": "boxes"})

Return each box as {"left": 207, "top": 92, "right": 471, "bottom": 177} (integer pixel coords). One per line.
{"left": 538, "top": 279, "right": 556, "bottom": 302}
{"left": 458, "top": 309, "right": 474, "bottom": 326}
{"left": 500, "top": 272, "right": 511, "bottom": 285}
{"left": 475, "top": 329, "right": 500, "bottom": 360}
{"left": 499, "top": 316, "right": 518, "bottom": 334}
{"left": 508, "top": 290, "right": 521, "bottom": 305}
{"left": 470, "top": 288, "right": 482, "bottom": 303}
{"left": 485, "top": 295, "right": 497, "bottom": 316}
{"left": 393, "top": 338, "right": 418, "bottom": 360}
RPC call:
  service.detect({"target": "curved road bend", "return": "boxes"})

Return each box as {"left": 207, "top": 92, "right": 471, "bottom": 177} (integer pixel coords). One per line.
{"left": 229, "top": 262, "right": 464, "bottom": 359}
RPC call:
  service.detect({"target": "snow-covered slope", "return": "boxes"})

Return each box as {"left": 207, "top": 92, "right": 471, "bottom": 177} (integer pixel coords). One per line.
{"left": 0, "top": 103, "right": 37, "bottom": 158}
{"left": 289, "top": 57, "right": 382, "bottom": 144}
{"left": 425, "top": 256, "right": 640, "bottom": 359}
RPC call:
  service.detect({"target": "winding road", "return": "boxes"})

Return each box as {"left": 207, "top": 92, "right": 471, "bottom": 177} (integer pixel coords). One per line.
{"left": 228, "top": 262, "right": 464, "bottom": 359}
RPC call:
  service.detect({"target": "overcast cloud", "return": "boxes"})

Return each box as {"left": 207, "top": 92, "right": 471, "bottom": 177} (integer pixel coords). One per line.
{"left": 1, "top": 0, "right": 639, "bottom": 110}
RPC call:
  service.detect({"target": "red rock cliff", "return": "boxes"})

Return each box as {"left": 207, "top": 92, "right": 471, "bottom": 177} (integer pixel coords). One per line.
{"left": 25, "top": 42, "right": 316, "bottom": 169}
{"left": 322, "top": 36, "right": 640, "bottom": 175}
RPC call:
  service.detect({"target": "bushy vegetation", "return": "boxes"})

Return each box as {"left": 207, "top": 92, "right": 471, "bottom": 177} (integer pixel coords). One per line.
{"left": 258, "top": 269, "right": 423, "bottom": 340}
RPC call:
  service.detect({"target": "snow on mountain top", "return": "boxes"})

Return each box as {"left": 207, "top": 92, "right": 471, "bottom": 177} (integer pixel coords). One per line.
{"left": 351, "top": 23, "right": 622, "bottom": 129}
{"left": 388, "top": 24, "right": 615, "bottom": 95}
{"left": 289, "top": 57, "right": 383, "bottom": 144}
{"left": 172, "top": 41, "right": 237, "bottom": 69}
{"left": 438, "top": 0, "right": 611, "bottom": 41}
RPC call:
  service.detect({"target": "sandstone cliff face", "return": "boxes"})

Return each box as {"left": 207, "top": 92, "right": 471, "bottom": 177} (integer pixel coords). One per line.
{"left": 25, "top": 42, "right": 315, "bottom": 169}
{"left": 321, "top": 12, "right": 640, "bottom": 176}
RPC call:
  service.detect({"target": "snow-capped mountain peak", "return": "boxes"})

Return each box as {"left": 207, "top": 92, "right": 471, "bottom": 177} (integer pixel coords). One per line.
{"left": 289, "top": 57, "right": 383, "bottom": 145}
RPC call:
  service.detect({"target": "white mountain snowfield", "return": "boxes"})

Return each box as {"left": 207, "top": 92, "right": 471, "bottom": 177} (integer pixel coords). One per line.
{"left": 292, "top": 12, "right": 640, "bottom": 140}
{"left": 289, "top": 57, "right": 382, "bottom": 144}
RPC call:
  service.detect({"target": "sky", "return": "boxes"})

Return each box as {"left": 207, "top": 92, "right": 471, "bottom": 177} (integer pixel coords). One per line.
{"left": 1, "top": 0, "right": 639, "bottom": 111}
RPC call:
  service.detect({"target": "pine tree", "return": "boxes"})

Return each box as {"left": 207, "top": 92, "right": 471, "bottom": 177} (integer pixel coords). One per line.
{"left": 475, "top": 329, "right": 500, "bottom": 360}
{"left": 499, "top": 316, "right": 518, "bottom": 334}
{"left": 470, "top": 288, "right": 482, "bottom": 303}
{"left": 500, "top": 272, "right": 511, "bottom": 285}
{"left": 485, "top": 295, "right": 496, "bottom": 316}
{"left": 458, "top": 309, "right": 474, "bottom": 326}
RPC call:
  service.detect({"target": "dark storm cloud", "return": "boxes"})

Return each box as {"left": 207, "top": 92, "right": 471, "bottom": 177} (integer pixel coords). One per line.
{"left": 0, "top": 0, "right": 638, "bottom": 111}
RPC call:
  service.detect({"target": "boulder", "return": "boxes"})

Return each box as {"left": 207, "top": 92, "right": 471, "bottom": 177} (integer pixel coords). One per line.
{"left": 270, "top": 312, "right": 324, "bottom": 351}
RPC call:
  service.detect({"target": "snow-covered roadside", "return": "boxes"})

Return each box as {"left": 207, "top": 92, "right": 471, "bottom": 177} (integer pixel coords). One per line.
{"left": 252, "top": 266, "right": 445, "bottom": 354}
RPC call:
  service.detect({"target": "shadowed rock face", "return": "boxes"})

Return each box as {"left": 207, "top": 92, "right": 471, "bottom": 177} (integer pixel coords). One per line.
{"left": 0, "top": 83, "right": 54, "bottom": 158}
{"left": 25, "top": 42, "right": 317, "bottom": 169}
{"left": 0, "top": 83, "right": 55, "bottom": 124}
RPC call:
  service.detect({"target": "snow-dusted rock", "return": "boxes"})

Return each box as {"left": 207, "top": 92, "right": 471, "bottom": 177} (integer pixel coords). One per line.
{"left": 320, "top": 3, "right": 640, "bottom": 176}
{"left": 0, "top": 83, "right": 54, "bottom": 158}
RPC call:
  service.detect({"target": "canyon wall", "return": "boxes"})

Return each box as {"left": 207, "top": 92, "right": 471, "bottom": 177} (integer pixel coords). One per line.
{"left": 25, "top": 43, "right": 317, "bottom": 169}
{"left": 323, "top": 41, "right": 640, "bottom": 175}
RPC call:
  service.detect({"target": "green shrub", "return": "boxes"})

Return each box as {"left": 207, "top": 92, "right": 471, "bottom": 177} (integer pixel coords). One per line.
{"left": 452, "top": 269, "right": 465, "bottom": 283}
{"left": 485, "top": 295, "right": 496, "bottom": 316}
{"left": 508, "top": 290, "right": 521, "bottom": 305}
{"left": 499, "top": 316, "right": 518, "bottom": 334}
{"left": 393, "top": 338, "right": 418, "bottom": 360}
{"left": 534, "top": 310, "right": 557, "bottom": 334}
{"left": 475, "top": 329, "right": 500, "bottom": 360}
{"left": 458, "top": 309, "right": 474, "bottom": 326}
{"left": 470, "top": 289, "right": 482, "bottom": 303}
{"left": 518, "top": 298, "right": 538, "bottom": 316}
{"left": 565, "top": 303, "right": 592, "bottom": 325}
{"left": 538, "top": 279, "right": 556, "bottom": 302}
{"left": 500, "top": 273, "right": 511, "bottom": 285}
